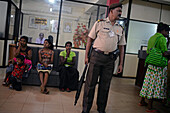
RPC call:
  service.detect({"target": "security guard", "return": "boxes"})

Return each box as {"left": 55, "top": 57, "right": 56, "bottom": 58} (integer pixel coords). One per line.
{"left": 82, "top": 3, "right": 126, "bottom": 113}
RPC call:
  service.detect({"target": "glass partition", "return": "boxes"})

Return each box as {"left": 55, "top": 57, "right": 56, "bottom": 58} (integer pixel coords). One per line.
{"left": 99, "top": 6, "right": 108, "bottom": 20}
{"left": 21, "top": 0, "right": 60, "bottom": 44}
{"left": 21, "top": 0, "right": 107, "bottom": 48}
{"left": 12, "top": 0, "right": 20, "bottom": 8}
{"left": 8, "top": 4, "right": 16, "bottom": 39}
{"left": 18, "top": 13, "right": 23, "bottom": 37}
{"left": 59, "top": 1, "right": 101, "bottom": 48}
{"left": 126, "top": 20, "right": 157, "bottom": 54}
{"left": 0, "top": 1, "right": 8, "bottom": 38}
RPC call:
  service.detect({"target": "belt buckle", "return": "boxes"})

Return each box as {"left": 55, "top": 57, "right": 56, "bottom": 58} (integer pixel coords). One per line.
{"left": 104, "top": 51, "right": 109, "bottom": 55}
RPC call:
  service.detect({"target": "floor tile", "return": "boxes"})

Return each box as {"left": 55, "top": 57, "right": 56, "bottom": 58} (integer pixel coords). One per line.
{"left": 21, "top": 103, "right": 43, "bottom": 112}
{"left": 0, "top": 102, "right": 23, "bottom": 112}
{"left": 0, "top": 68, "right": 170, "bottom": 113}
{"left": 44, "top": 104, "right": 64, "bottom": 113}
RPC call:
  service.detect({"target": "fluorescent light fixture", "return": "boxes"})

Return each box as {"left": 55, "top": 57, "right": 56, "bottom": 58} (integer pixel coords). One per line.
{"left": 49, "top": 0, "right": 55, "bottom": 4}
{"left": 50, "top": 8, "right": 53, "bottom": 12}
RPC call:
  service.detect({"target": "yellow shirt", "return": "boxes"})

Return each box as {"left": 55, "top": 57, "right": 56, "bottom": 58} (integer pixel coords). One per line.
{"left": 59, "top": 50, "right": 76, "bottom": 67}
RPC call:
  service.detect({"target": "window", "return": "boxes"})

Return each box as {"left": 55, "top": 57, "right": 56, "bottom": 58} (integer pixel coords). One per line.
{"left": 0, "top": 1, "right": 8, "bottom": 38}
{"left": 8, "top": 4, "right": 16, "bottom": 39}
{"left": 126, "top": 20, "right": 157, "bottom": 54}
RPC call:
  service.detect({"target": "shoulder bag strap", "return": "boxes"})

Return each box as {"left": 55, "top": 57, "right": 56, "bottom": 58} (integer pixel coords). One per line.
{"left": 153, "top": 36, "right": 161, "bottom": 48}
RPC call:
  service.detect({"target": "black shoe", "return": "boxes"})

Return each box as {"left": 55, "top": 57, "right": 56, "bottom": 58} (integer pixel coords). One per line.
{"left": 98, "top": 111, "right": 106, "bottom": 113}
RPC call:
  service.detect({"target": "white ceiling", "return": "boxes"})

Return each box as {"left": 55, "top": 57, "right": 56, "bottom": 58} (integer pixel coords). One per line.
{"left": 12, "top": 0, "right": 170, "bottom": 5}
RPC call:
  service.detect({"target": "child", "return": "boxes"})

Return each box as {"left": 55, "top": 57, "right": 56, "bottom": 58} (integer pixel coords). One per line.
{"left": 9, "top": 55, "right": 26, "bottom": 91}
{"left": 2, "top": 62, "right": 14, "bottom": 86}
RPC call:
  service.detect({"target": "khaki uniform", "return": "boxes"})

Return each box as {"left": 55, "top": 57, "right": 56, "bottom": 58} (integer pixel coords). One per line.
{"left": 89, "top": 17, "right": 126, "bottom": 52}
{"left": 82, "top": 17, "right": 126, "bottom": 113}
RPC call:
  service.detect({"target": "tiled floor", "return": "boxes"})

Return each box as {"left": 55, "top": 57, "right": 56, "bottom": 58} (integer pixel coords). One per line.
{"left": 0, "top": 68, "right": 170, "bottom": 113}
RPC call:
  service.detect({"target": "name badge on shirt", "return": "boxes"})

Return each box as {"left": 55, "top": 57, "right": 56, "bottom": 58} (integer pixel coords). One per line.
{"left": 109, "top": 31, "right": 115, "bottom": 37}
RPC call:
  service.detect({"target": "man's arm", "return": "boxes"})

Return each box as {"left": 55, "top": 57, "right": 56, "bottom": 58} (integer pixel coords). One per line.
{"left": 85, "top": 37, "right": 94, "bottom": 64}
{"left": 117, "top": 45, "right": 124, "bottom": 73}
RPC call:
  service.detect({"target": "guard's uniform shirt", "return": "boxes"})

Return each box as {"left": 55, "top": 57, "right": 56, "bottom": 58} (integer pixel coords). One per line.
{"left": 88, "top": 17, "right": 126, "bottom": 52}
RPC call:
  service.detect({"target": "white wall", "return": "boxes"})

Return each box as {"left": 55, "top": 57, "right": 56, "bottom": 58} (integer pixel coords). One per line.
{"left": 0, "top": 41, "right": 4, "bottom": 66}
{"left": 123, "top": 54, "right": 139, "bottom": 77}
{"left": 0, "top": 1, "right": 7, "bottom": 38}
{"left": 131, "top": 0, "right": 170, "bottom": 24}
{"left": 131, "top": 0, "right": 161, "bottom": 23}
{"left": 161, "top": 5, "right": 170, "bottom": 25}
{"left": 123, "top": 0, "right": 170, "bottom": 77}
{"left": 122, "top": 0, "right": 129, "bottom": 18}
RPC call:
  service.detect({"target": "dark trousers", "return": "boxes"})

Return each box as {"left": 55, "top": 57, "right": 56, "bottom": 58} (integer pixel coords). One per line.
{"left": 59, "top": 66, "right": 79, "bottom": 90}
{"left": 9, "top": 76, "right": 22, "bottom": 91}
{"left": 83, "top": 50, "right": 115, "bottom": 112}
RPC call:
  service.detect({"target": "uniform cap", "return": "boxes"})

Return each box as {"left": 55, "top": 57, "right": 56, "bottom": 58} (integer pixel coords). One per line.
{"left": 109, "top": 3, "right": 122, "bottom": 10}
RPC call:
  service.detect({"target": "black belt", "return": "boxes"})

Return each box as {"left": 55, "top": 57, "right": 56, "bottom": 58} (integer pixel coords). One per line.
{"left": 94, "top": 49, "right": 113, "bottom": 55}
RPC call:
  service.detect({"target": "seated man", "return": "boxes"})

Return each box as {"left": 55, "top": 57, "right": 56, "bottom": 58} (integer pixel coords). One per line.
{"left": 36, "top": 33, "right": 46, "bottom": 44}
{"left": 59, "top": 41, "right": 79, "bottom": 92}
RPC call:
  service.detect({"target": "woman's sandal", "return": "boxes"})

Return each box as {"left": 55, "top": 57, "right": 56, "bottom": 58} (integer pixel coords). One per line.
{"left": 43, "top": 88, "right": 49, "bottom": 94}
{"left": 40, "top": 85, "right": 45, "bottom": 93}
{"left": 138, "top": 102, "right": 148, "bottom": 106}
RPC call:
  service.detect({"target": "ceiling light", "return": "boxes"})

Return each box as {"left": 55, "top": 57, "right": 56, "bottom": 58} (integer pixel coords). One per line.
{"left": 49, "top": 0, "right": 55, "bottom": 4}
{"left": 50, "top": 8, "right": 53, "bottom": 12}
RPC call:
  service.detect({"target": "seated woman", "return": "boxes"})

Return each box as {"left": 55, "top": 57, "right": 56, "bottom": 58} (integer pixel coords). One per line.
{"left": 59, "top": 41, "right": 79, "bottom": 92}
{"left": 38, "top": 39, "right": 54, "bottom": 94}
{"left": 2, "top": 36, "right": 32, "bottom": 86}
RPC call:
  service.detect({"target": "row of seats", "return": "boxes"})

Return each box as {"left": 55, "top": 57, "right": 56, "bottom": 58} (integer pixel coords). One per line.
{"left": 22, "top": 47, "right": 79, "bottom": 87}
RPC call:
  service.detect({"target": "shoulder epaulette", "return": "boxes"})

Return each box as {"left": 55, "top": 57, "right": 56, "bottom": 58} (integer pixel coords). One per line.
{"left": 97, "top": 19, "right": 105, "bottom": 23}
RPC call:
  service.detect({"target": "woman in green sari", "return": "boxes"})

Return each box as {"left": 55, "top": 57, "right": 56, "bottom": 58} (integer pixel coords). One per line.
{"left": 139, "top": 23, "right": 169, "bottom": 112}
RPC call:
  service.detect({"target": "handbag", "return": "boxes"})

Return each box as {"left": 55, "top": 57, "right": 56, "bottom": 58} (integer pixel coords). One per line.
{"left": 37, "top": 63, "right": 53, "bottom": 70}
{"left": 145, "top": 36, "right": 167, "bottom": 67}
